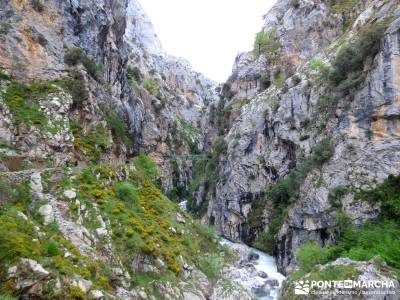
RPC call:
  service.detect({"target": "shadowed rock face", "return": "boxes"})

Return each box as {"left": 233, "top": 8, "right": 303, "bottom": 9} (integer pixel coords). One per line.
{"left": 192, "top": 0, "right": 400, "bottom": 275}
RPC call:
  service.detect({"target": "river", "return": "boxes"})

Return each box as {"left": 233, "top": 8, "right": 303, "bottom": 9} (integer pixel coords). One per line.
{"left": 179, "top": 200, "right": 285, "bottom": 299}
{"left": 220, "top": 238, "right": 286, "bottom": 300}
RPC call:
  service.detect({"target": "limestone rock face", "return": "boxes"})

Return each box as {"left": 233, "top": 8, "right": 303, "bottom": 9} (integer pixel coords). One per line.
{"left": 0, "top": 0, "right": 218, "bottom": 193}
{"left": 38, "top": 204, "right": 55, "bottom": 225}
{"left": 7, "top": 259, "right": 50, "bottom": 296}
{"left": 123, "top": 0, "right": 219, "bottom": 192}
{"left": 196, "top": 0, "right": 400, "bottom": 276}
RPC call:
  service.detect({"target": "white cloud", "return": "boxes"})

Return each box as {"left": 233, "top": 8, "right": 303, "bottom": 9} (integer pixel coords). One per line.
{"left": 139, "top": 0, "right": 276, "bottom": 83}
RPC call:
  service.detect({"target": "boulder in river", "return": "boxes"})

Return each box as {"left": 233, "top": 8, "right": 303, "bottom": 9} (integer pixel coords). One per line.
{"left": 257, "top": 271, "right": 268, "bottom": 278}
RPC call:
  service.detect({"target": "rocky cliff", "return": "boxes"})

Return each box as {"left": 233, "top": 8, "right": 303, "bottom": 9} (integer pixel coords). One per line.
{"left": 123, "top": 0, "right": 219, "bottom": 193}
{"left": 0, "top": 0, "right": 245, "bottom": 299}
{"left": 189, "top": 0, "right": 400, "bottom": 279}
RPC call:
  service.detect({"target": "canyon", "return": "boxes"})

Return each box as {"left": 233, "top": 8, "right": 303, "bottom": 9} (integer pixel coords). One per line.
{"left": 0, "top": 0, "right": 400, "bottom": 299}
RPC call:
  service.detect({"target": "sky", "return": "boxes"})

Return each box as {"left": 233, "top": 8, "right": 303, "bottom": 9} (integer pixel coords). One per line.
{"left": 140, "top": 0, "right": 276, "bottom": 83}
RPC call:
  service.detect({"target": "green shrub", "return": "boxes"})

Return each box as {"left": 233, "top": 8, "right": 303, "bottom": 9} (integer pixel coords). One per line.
{"left": 3, "top": 81, "right": 56, "bottom": 128}
{"left": 64, "top": 48, "right": 103, "bottom": 82}
{"left": 290, "top": 0, "right": 300, "bottom": 8}
{"left": 260, "top": 74, "right": 271, "bottom": 91}
{"left": 142, "top": 77, "right": 159, "bottom": 97}
{"left": 197, "top": 253, "right": 222, "bottom": 282}
{"left": 46, "top": 241, "right": 60, "bottom": 257}
{"left": 316, "top": 95, "right": 338, "bottom": 115}
{"left": 187, "top": 137, "right": 227, "bottom": 216}
{"left": 254, "top": 29, "right": 280, "bottom": 57}
{"left": 68, "top": 285, "right": 85, "bottom": 300}
{"left": 64, "top": 48, "right": 83, "bottom": 66}
{"left": 309, "top": 58, "right": 330, "bottom": 81}
{"left": 329, "top": 22, "right": 387, "bottom": 93}
{"left": 328, "top": 186, "right": 348, "bottom": 208}
{"left": 113, "top": 182, "right": 138, "bottom": 203}
{"left": 73, "top": 124, "right": 110, "bottom": 163}
{"left": 12, "top": 181, "right": 31, "bottom": 207}
{"left": 311, "top": 138, "right": 334, "bottom": 167}
{"left": 0, "top": 181, "right": 31, "bottom": 210}
{"left": 0, "top": 294, "right": 16, "bottom": 300}
{"left": 345, "top": 221, "right": 400, "bottom": 268}
{"left": 222, "top": 83, "right": 235, "bottom": 100}
{"left": 0, "top": 181, "right": 13, "bottom": 207}
{"left": 0, "top": 23, "right": 12, "bottom": 36}
{"left": 357, "top": 174, "right": 400, "bottom": 220}
{"left": 78, "top": 169, "right": 95, "bottom": 184}
{"left": 300, "top": 176, "right": 400, "bottom": 274}
{"left": 133, "top": 152, "right": 159, "bottom": 180}
{"left": 272, "top": 71, "right": 285, "bottom": 88}
{"left": 297, "top": 241, "right": 330, "bottom": 273}
{"left": 61, "top": 70, "right": 89, "bottom": 109}
{"left": 127, "top": 67, "right": 143, "bottom": 83}
{"left": 175, "top": 117, "right": 200, "bottom": 153}
{"left": 327, "top": 218, "right": 400, "bottom": 270}
{"left": 105, "top": 112, "right": 133, "bottom": 148}
{"left": 0, "top": 69, "right": 10, "bottom": 80}
{"left": 81, "top": 56, "right": 104, "bottom": 82}
{"left": 0, "top": 209, "right": 42, "bottom": 263}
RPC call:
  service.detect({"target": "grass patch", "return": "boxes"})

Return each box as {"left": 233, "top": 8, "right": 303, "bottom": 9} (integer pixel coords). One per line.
{"left": 142, "top": 77, "right": 159, "bottom": 98}
{"left": 328, "top": 0, "right": 358, "bottom": 14}
{"left": 3, "top": 81, "right": 57, "bottom": 129}
{"left": 133, "top": 152, "right": 159, "bottom": 182}
{"left": 72, "top": 121, "right": 110, "bottom": 163}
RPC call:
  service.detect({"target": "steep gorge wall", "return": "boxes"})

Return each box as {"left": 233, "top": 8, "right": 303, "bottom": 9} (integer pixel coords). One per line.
{"left": 0, "top": 1, "right": 250, "bottom": 299}
{"left": 192, "top": 0, "right": 400, "bottom": 275}
{"left": 0, "top": 0, "right": 218, "bottom": 194}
